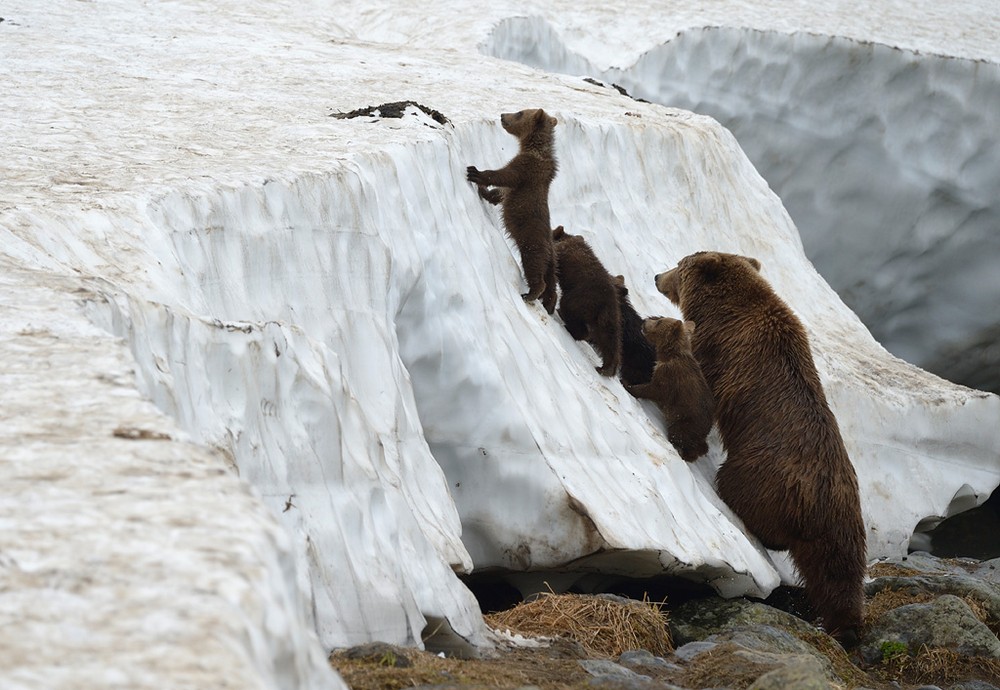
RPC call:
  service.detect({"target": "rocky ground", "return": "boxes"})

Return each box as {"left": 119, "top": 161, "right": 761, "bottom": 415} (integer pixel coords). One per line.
{"left": 330, "top": 553, "right": 1000, "bottom": 690}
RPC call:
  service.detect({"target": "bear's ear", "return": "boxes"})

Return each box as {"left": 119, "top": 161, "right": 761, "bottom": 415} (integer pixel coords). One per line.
{"left": 612, "top": 274, "right": 626, "bottom": 287}
{"left": 692, "top": 252, "right": 724, "bottom": 279}
{"left": 745, "top": 257, "right": 762, "bottom": 272}
{"left": 547, "top": 114, "right": 558, "bottom": 128}
{"left": 552, "top": 225, "right": 565, "bottom": 239}
{"left": 683, "top": 320, "right": 696, "bottom": 336}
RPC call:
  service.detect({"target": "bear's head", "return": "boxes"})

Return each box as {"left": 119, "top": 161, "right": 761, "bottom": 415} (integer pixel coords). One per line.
{"left": 501, "top": 108, "right": 557, "bottom": 144}
{"left": 642, "top": 317, "right": 696, "bottom": 359}
{"left": 655, "top": 252, "right": 762, "bottom": 308}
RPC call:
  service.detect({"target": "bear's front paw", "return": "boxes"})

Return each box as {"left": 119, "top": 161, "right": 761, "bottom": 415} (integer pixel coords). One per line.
{"left": 478, "top": 186, "right": 502, "bottom": 205}
{"left": 466, "top": 166, "right": 484, "bottom": 184}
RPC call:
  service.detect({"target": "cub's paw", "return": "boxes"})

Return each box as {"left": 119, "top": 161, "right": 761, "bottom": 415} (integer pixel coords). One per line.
{"left": 478, "top": 186, "right": 502, "bottom": 204}
{"left": 466, "top": 166, "right": 485, "bottom": 184}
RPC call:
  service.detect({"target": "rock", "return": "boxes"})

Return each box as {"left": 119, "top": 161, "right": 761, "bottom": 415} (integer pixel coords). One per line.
{"left": 669, "top": 596, "right": 819, "bottom": 645}
{"left": 951, "top": 681, "right": 1000, "bottom": 690}
{"left": 868, "top": 559, "right": 1000, "bottom": 625}
{"left": 970, "top": 560, "right": 1000, "bottom": 587}
{"left": 673, "top": 641, "right": 717, "bottom": 661}
{"left": 578, "top": 659, "right": 653, "bottom": 687}
{"left": 861, "top": 594, "right": 1000, "bottom": 662}
{"left": 341, "top": 641, "right": 413, "bottom": 667}
{"left": 704, "top": 625, "right": 835, "bottom": 678}
{"left": 747, "top": 655, "right": 836, "bottom": 690}
{"left": 680, "top": 641, "right": 815, "bottom": 689}
{"left": 618, "top": 649, "right": 683, "bottom": 673}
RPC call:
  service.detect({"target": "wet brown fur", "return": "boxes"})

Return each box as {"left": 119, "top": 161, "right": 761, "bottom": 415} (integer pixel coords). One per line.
{"left": 552, "top": 226, "right": 621, "bottom": 376}
{"left": 467, "top": 109, "right": 559, "bottom": 313}
{"left": 655, "top": 251, "right": 866, "bottom": 646}
{"left": 626, "top": 318, "right": 714, "bottom": 461}
{"left": 612, "top": 275, "right": 656, "bottom": 386}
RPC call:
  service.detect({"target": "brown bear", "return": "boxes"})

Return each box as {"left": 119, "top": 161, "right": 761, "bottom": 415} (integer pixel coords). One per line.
{"left": 551, "top": 225, "right": 621, "bottom": 376}
{"left": 612, "top": 275, "right": 656, "bottom": 386}
{"left": 467, "top": 109, "right": 559, "bottom": 314}
{"left": 626, "top": 317, "right": 715, "bottom": 462}
{"left": 655, "top": 251, "right": 866, "bottom": 646}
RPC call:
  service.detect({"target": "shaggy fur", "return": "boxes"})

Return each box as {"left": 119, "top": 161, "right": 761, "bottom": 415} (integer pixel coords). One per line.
{"left": 552, "top": 226, "right": 621, "bottom": 376}
{"left": 467, "top": 108, "right": 558, "bottom": 313}
{"left": 655, "top": 251, "right": 866, "bottom": 646}
{"left": 626, "top": 317, "right": 714, "bottom": 461}
{"left": 612, "top": 275, "right": 656, "bottom": 386}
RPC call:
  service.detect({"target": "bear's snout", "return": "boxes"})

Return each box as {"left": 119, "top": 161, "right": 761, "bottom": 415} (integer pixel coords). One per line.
{"left": 655, "top": 268, "right": 681, "bottom": 305}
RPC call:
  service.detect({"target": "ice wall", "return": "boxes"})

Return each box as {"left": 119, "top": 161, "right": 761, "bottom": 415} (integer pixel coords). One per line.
{"left": 47, "top": 115, "right": 1000, "bottom": 650}
{"left": 486, "top": 18, "right": 1000, "bottom": 392}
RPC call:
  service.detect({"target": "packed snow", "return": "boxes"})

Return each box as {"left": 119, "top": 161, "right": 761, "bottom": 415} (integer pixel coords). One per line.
{"left": 486, "top": 16, "right": 1000, "bottom": 392}
{"left": 1, "top": 0, "right": 998, "bottom": 686}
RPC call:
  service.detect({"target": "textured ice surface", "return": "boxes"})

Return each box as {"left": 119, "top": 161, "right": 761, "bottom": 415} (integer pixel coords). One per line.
{"left": 0, "top": 265, "right": 340, "bottom": 689}
{"left": 486, "top": 17, "right": 1000, "bottom": 391}
{"left": 1, "top": 0, "right": 998, "bottom": 679}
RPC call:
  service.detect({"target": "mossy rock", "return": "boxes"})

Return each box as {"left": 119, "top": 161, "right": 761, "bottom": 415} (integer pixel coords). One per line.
{"left": 670, "top": 597, "right": 819, "bottom": 646}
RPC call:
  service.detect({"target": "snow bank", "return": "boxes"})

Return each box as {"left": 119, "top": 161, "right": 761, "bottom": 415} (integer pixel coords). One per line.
{"left": 2, "top": 0, "right": 998, "bottom": 678}
{"left": 0, "top": 264, "right": 340, "bottom": 690}
{"left": 486, "top": 17, "right": 1000, "bottom": 391}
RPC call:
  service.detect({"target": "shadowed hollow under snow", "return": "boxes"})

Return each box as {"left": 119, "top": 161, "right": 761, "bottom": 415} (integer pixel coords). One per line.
{"left": 1, "top": 0, "right": 998, "bottom": 686}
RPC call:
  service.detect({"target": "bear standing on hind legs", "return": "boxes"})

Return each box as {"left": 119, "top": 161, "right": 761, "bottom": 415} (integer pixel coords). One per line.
{"left": 625, "top": 317, "right": 714, "bottom": 462}
{"left": 612, "top": 275, "right": 656, "bottom": 386}
{"left": 655, "top": 251, "right": 866, "bottom": 647}
{"left": 467, "top": 109, "right": 558, "bottom": 314}
{"left": 550, "top": 226, "right": 622, "bottom": 376}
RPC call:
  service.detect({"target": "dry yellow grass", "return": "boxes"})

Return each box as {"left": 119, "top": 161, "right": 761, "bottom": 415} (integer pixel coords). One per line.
{"left": 876, "top": 644, "right": 1000, "bottom": 686}
{"left": 485, "top": 592, "right": 673, "bottom": 658}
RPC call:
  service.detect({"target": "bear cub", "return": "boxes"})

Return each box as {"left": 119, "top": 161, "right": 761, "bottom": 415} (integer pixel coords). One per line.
{"left": 655, "top": 251, "right": 866, "bottom": 646}
{"left": 626, "top": 317, "right": 714, "bottom": 461}
{"left": 467, "top": 109, "right": 559, "bottom": 314}
{"left": 612, "top": 275, "right": 656, "bottom": 386}
{"left": 551, "top": 225, "right": 621, "bottom": 376}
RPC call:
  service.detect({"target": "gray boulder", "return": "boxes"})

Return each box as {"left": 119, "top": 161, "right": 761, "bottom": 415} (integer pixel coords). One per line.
{"left": 669, "top": 597, "right": 818, "bottom": 646}
{"left": 861, "top": 594, "right": 1000, "bottom": 663}
{"left": 747, "top": 655, "right": 836, "bottom": 690}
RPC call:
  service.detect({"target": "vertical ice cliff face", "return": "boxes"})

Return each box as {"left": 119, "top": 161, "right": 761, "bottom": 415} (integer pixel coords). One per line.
{"left": 485, "top": 18, "right": 1000, "bottom": 392}
{"left": 83, "top": 169, "right": 493, "bottom": 652}
{"left": 59, "top": 114, "right": 1000, "bottom": 651}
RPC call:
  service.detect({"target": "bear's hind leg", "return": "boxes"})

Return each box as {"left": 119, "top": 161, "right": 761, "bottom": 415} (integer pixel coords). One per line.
{"left": 518, "top": 243, "right": 549, "bottom": 307}
{"left": 790, "top": 537, "right": 865, "bottom": 648}
{"left": 592, "top": 303, "right": 622, "bottom": 377}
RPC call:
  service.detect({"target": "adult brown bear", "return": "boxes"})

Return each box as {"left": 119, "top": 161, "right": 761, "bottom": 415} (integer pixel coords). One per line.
{"left": 625, "top": 317, "right": 714, "bottom": 462}
{"left": 467, "top": 109, "right": 558, "bottom": 314}
{"left": 655, "top": 251, "right": 866, "bottom": 646}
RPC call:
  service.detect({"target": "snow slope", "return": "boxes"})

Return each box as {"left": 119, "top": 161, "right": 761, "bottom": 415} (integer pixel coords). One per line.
{"left": 486, "top": 16, "right": 1000, "bottom": 392}
{"left": 1, "top": 0, "right": 998, "bottom": 682}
